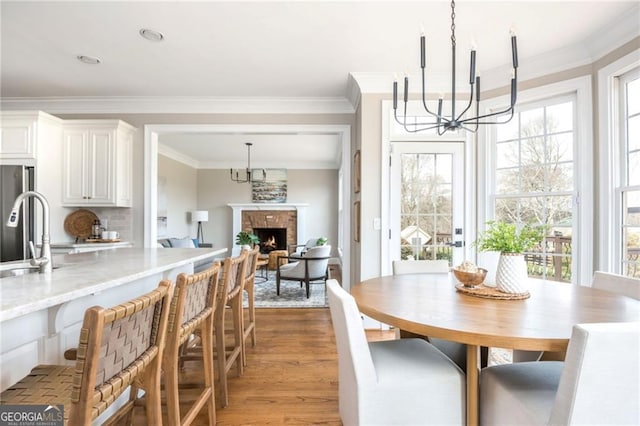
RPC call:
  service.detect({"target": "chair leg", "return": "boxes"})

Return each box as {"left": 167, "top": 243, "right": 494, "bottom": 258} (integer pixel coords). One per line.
{"left": 201, "top": 320, "right": 217, "bottom": 425}
{"left": 232, "top": 298, "right": 244, "bottom": 378}
{"left": 249, "top": 286, "right": 256, "bottom": 347}
{"left": 164, "top": 348, "right": 181, "bottom": 426}
{"left": 306, "top": 279, "right": 310, "bottom": 298}
{"left": 215, "top": 316, "right": 229, "bottom": 407}
{"left": 276, "top": 272, "right": 281, "bottom": 295}
{"left": 142, "top": 356, "right": 163, "bottom": 425}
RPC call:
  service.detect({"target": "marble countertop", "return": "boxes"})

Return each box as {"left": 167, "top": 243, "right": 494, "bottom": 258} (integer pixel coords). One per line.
{"left": 0, "top": 247, "right": 227, "bottom": 322}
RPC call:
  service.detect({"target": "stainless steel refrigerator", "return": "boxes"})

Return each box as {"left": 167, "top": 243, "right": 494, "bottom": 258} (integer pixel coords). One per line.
{"left": 1, "top": 165, "right": 34, "bottom": 262}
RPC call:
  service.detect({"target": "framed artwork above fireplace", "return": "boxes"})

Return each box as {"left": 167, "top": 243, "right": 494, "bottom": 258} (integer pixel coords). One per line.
{"left": 252, "top": 169, "right": 287, "bottom": 203}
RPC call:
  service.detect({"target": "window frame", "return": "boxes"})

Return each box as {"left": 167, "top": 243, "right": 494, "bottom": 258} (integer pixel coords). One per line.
{"left": 478, "top": 76, "right": 594, "bottom": 285}
{"left": 598, "top": 50, "right": 640, "bottom": 274}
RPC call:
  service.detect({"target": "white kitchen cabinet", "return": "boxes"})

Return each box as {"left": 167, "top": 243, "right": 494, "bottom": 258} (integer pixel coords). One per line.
{"left": 62, "top": 120, "right": 135, "bottom": 207}
{"left": 0, "top": 111, "right": 62, "bottom": 161}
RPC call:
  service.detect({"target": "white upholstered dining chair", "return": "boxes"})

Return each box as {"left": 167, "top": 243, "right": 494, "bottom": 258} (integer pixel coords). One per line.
{"left": 592, "top": 270, "right": 640, "bottom": 299}
{"left": 481, "top": 321, "right": 639, "bottom": 425}
{"left": 326, "top": 279, "right": 466, "bottom": 425}
{"left": 391, "top": 260, "right": 486, "bottom": 371}
{"left": 392, "top": 259, "right": 450, "bottom": 274}
{"left": 513, "top": 271, "right": 640, "bottom": 363}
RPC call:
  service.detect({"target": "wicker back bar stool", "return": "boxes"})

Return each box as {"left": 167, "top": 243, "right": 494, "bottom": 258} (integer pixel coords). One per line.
{"left": 241, "top": 246, "right": 260, "bottom": 366}
{"left": 164, "top": 262, "right": 221, "bottom": 425}
{"left": 0, "top": 280, "right": 173, "bottom": 425}
{"left": 215, "top": 251, "right": 248, "bottom": 407}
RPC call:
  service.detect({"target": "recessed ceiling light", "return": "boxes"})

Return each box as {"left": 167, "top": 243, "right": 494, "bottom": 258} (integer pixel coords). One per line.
{"left": 76, "top": 55, "right": 101, "bottom": 65}
{"left": 139, "top": 28, "right": 164, "bottom": 42}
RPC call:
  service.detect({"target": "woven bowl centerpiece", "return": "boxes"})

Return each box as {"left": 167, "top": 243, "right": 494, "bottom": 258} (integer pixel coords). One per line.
{"left": 453, "top": 267, "right": 488, "bottom": 288}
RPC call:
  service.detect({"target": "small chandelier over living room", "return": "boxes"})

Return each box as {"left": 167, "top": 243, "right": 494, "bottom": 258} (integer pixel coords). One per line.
{"left": 230, "top": 142, "right": 266, "bottom": 184}
{"left": 393, "top": 0, "right": 518, "bottom": 135}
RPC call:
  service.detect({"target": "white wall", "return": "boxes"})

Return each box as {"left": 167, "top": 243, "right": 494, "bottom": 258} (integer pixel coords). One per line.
{"left": 196, "top": 169, "right": 339, "bottom": 251}
{"left": 157, "top": 154, "right": 198, "bottom": 239}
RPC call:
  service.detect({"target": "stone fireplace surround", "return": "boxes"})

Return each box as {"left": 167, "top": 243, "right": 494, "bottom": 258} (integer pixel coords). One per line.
{"left": 229, "top": 204, "right": 308, "bottom": 254}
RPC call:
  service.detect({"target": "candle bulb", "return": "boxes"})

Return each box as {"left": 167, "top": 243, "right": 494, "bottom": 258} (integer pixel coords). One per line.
{"left": 469, "top": 50, "right": 476, "bottom": 84}
{"left": 403, "top": 76, "right": 409, "bottom": 103}
{"left": 420, "top": 35, "right": 426, "bottom": 69}
{"left": 510, "top": 28, "right": 519, "bottom": 69}
{"left": 393, "top": 80, "right": 398, "bottom": 110}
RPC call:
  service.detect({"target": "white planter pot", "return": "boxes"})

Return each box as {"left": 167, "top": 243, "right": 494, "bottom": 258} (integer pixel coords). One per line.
{"left": 496, "top": 253, "right": 528, "bottom": 294}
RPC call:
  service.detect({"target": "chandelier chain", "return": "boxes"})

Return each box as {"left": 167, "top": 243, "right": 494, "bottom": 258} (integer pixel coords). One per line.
{"left": 450, "top": 0, "right": 456, "bottom": 47}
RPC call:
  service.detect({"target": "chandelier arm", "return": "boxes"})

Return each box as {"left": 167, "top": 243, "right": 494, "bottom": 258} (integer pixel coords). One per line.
{"left": 458, "top": 103, "right": 515, "bottom": 124}
{"left": 420, "top": 69, "right": 442, "bottom": 118}
{"left": 461, "top": 108, "right": 515, "bottom": 126}
{"left": 454, "top": 84, "right": 475, "bottom": 122}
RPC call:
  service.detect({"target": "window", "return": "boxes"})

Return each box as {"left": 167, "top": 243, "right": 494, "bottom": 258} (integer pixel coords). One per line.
{"left": 618, "top": 68, "right": 640, "bottom": 277}
{"left": 490, "top": 96, "right": 576, "bottom": 282}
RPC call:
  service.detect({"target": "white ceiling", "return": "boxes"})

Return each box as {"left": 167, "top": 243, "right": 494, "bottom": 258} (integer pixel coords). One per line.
{"left": 2, "top": 1, "right": 639, "bottom": 168}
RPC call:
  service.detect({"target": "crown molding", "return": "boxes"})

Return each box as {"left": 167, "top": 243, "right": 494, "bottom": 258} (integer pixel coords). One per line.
{"left": 346, "top": 74, "right": 362, "bottom": 111}
{"left": 0, "top": 96, "right": 355, "bottom": 115}
{"left": 585, "top": 3, "right": 640, "bottom": 62}
{"left": 158, "top": 144, "right": 200, "bottom": 169}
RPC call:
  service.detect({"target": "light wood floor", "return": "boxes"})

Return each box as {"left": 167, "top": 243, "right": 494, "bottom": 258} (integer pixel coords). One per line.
{"left": 134, "top": 307, "right": 345, "bottom": 425}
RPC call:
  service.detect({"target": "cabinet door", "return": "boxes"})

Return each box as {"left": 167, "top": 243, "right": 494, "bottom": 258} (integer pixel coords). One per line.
{"left": 62, "top": 130, "right": 88, "bottom": 204}
{"left": 0, "top": 119, "right": 35, "bottom": 159}
{"left": 86, "top": 129, "right": 114, "bottom": 204}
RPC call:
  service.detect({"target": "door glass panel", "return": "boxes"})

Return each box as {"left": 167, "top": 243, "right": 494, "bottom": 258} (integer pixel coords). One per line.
{"left": 399, "top": 152, "right": 453, "bottom": 263}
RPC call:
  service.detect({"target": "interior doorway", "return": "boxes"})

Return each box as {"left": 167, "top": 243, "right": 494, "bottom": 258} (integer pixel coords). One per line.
{"left": 143, "top": 123, "right": 352, "bottom": 289}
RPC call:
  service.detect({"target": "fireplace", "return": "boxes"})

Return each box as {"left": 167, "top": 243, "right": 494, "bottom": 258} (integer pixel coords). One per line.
{"left": 228, "top": 203, "right": 308, "bottom": 254}
{"left": 253, "top": 228, "right": 287, "bottom": 253}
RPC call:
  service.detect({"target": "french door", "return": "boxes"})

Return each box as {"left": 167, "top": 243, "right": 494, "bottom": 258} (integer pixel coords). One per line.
{"left": 390, "top": 142, "right": 465, "bottom": 269}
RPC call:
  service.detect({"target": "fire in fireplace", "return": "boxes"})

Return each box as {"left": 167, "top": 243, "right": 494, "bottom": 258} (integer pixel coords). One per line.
{"left": 253, "top": 228, "right": 287, "bottom": 253}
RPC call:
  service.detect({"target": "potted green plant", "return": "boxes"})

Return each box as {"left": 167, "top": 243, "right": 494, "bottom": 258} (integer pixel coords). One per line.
{"left": 316, "top": 237, "right": 328, "bottom": 246}
{"left": 235, "top": 231, "right": 260, "bottom": 250}
{"left": 475, "top": 221, "right": 545, "bottom": 294}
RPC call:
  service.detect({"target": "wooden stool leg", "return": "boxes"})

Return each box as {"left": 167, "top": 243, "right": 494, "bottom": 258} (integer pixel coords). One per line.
{"left": 201, "top": 320, "right": 217, "bottom": 425}
{"left": 232, "top": 299, "right": 244, "bottom": 377}
{"left": 249, "top": 285, "right": 256, "bottom": 346}
{"left": 164, "top": 349, "right": 181, "bottom": 425}
{"left": 215, "top": 317, "right": 229, "bottom": 407}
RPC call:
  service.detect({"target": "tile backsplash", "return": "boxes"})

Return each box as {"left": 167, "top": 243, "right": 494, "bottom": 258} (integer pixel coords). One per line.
{"left": 89, "top": 207, "right": 133, "bottom": 241}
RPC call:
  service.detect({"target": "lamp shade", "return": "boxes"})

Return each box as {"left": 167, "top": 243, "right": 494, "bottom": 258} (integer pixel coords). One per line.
{"left": 191, "top": 210, "right": 209, "bottom": 222}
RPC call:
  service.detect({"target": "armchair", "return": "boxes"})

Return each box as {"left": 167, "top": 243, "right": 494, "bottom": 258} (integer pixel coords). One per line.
{"left": 288, "top": 237, "right": 325, "bottom": 256}
{"left": 277, "top": 245, "right": 331, "bottom": 298}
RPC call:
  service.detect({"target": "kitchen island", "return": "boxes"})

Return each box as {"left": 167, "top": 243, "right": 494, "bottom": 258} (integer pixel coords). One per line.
{"left": 0, "top": 247, "right": 227, "bottom": 394}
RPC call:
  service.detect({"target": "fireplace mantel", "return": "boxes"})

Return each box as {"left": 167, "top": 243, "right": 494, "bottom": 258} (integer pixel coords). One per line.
{"left": 228, "top": 203, "right": 309, "bottom": 253}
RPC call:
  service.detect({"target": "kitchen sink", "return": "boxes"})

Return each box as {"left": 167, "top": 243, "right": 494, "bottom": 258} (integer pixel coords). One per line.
{"left": 0, "top": 267, "right": 40, "bottom": 278}
{"left": 0, "top": 263, "right": 61, "bottom": 279}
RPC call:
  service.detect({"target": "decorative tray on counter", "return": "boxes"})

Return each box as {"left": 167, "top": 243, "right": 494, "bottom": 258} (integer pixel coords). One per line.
{"left": 85, "top": 239, "right": 122, "bottom": 243}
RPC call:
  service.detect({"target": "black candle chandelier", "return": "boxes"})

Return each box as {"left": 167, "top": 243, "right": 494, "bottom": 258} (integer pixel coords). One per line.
{"left": 229, "top": 142, "right": 266, "bottom": 184}
{"left": 393, "top": 0, "right": 518, "bottom": 135}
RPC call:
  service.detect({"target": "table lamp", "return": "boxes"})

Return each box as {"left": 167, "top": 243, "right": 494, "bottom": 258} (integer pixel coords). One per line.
{"left": 191, "top": 210, "right": 209, "bottom": 244}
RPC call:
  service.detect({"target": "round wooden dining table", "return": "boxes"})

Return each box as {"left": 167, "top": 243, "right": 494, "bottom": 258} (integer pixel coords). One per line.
{"left": 350, "top": 273, "right": 640, "bottom": 426}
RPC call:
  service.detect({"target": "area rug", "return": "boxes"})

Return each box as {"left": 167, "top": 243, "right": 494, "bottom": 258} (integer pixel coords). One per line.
{"left": 246, "top": 270, "right": 328, "bottom": 308}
